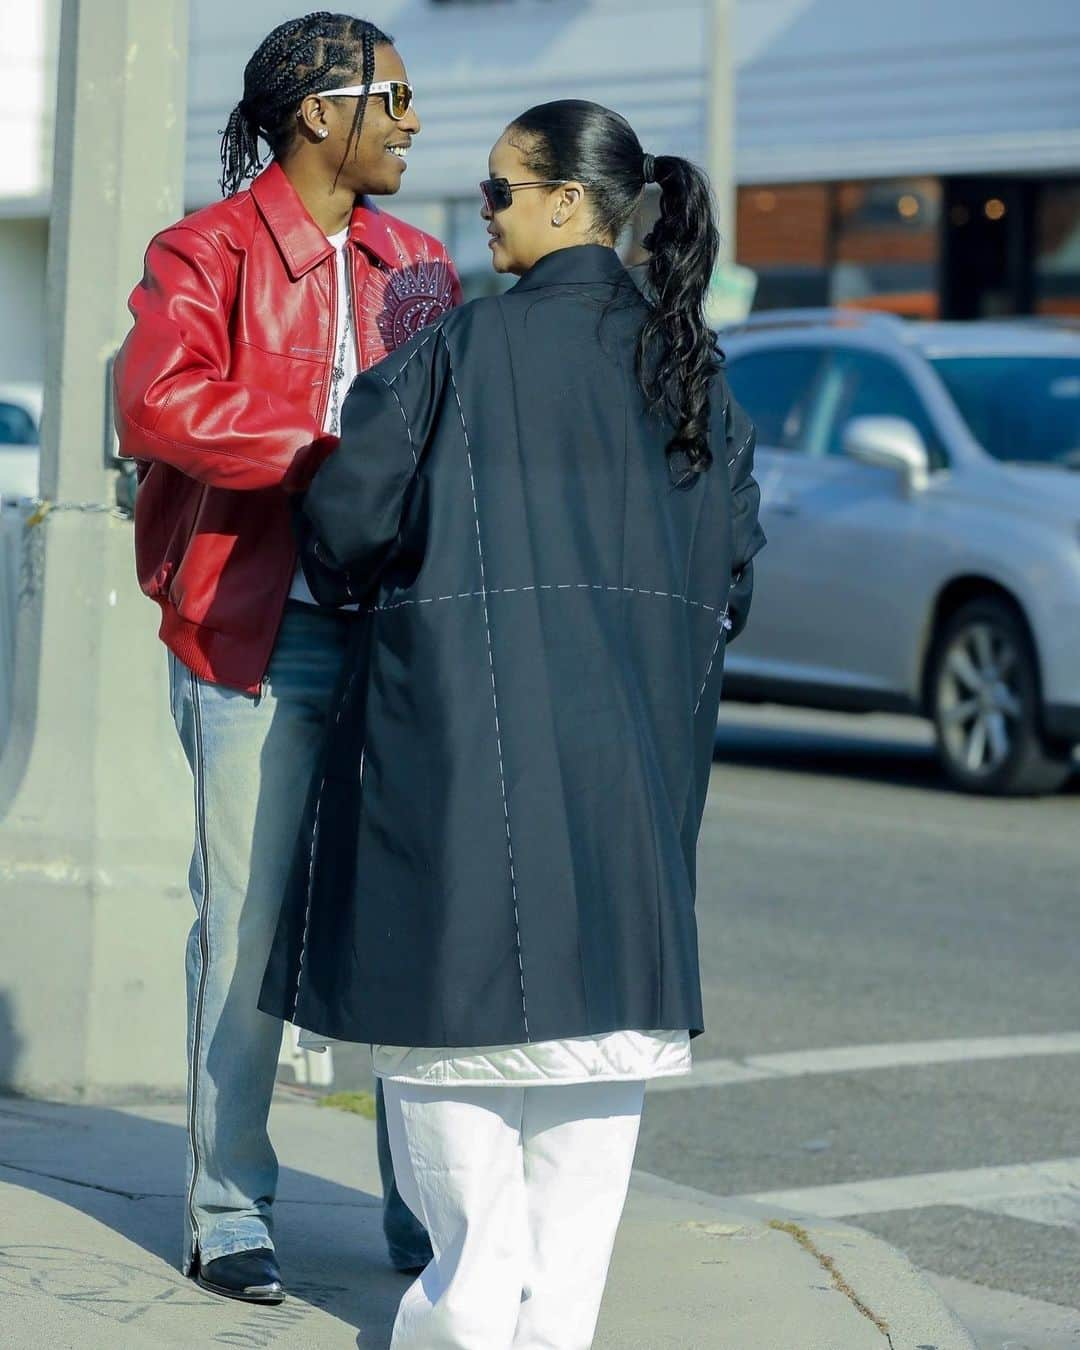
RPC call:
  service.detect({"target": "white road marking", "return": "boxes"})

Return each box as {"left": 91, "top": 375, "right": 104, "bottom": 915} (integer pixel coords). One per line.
{"left": 649, "top": 1032, "right": 1080, "bottom": 1093}
{"left": 730, "top": 1156, "right": 1080, "bottom": 1231}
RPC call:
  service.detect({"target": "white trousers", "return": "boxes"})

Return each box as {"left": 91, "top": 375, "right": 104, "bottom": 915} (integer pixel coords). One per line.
{"left": 383, "top": 1078, "right": 646, "bottom": 1350}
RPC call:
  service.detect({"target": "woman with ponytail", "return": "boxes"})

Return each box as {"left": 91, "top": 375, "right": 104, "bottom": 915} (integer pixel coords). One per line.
{"left": 262, "top": 100, "right": 765, "bottom": 1346}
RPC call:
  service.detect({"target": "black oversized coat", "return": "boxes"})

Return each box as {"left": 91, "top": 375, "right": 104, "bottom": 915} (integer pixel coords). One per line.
{"left": 259, "top": 244, "right": 764, "bottom": 1048}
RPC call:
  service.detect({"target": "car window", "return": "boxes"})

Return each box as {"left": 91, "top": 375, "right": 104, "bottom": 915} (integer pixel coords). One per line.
{"left": 809, "top": 350, "right": 946, "bottom": 468}
{"left": 724, "top": 349, "right": 822, "bottom": 452}
{"left": 929, "top": 356, "right": 1080, "bottom": 466}
{"left": 0, "top": 402, "right": 38, "bottom": 447}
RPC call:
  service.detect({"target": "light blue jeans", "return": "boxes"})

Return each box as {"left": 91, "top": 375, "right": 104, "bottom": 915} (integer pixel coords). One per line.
{"left": 169, "top": 601, "right": 432, "bottom": 1273}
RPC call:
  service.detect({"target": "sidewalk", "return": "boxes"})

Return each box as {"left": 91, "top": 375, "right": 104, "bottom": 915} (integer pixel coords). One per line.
{"left": 0, "top": 1090, "right": 975, "bottom": 1349}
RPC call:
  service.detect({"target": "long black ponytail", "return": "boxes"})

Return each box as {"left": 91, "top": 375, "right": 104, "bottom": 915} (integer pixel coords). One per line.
{"left": 508, "top": 100, "right": 721, "bottom": 476}
{"left": 639, "top": 156, "right": 721, "bottom": 475}
{"left": 219, "top": 12, "right": 393, "bottom": 197}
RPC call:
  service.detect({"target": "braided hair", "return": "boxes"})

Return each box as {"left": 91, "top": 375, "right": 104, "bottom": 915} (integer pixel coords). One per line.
{"left": 220, "top": 13, "right": 393, "bottom": 197}
{"left": 509, "top": 101, "right": 721, "bottom": 477}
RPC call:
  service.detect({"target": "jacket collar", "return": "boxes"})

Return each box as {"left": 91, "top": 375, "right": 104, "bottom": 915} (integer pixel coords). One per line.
{"left": 249, "top": 162, "right": 405, "bottom": 278}
{"left": 347, "top": 197, "right": 412, "bottom": 270}
{"left": 511, "top": 244, "right": 636, "bottom": 293}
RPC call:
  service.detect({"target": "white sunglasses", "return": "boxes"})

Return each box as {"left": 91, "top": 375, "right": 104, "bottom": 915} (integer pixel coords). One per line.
{"left": 314, "top": 80, "right": 414, "bottom": 120}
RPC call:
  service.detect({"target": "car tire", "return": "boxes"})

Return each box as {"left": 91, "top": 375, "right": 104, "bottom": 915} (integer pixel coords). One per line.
{"left": 928, "top": 597, "right": 1073, "bottom": 796}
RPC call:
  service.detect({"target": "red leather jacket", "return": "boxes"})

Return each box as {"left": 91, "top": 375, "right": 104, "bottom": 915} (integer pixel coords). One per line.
{"left": 114, "top": 162, "right": 461, "bottom": 692}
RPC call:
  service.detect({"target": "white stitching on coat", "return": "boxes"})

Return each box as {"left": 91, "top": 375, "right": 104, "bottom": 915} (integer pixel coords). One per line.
{"left": 292, "top": 665, "right": 362, "bottom": 1018}
{"left": 693, "top": 573, "right": 740, "bottom": 714}
{"left": 693, "top": 615, "right": 728, "bottom": 715}
{"left": 368, "top": 584, "right": 721, "bottom": 615}
{"left": 383, "top": 324, "right": 445, "bottom": 386}
{"left": 728, "top": 425, "right": 753, "bottom": 470}
{"left": 387, "top": 383, "right": 417, "bottom": 466}
{"left": 291, "top": 793, "right": 324, "bottom": 1020}
{"left": 443, "top": 331, "right": 530, "bottom": 1038}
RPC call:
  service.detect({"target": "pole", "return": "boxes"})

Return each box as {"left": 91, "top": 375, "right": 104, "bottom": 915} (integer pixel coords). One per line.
{"left": 0, "top": 0, "right": 192, "bottom": 1097}
{"left": 707, "top": 0, "right": 736, "bottom": 264}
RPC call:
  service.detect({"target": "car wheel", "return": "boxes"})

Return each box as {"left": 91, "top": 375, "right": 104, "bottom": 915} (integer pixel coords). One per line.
{"left": 928, "top": 598, "right": 1073, "bottom": 796}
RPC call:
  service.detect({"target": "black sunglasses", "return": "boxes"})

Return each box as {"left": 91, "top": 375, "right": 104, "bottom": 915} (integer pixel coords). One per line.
{"left": 479, "top": 177, "right": 570, "bottom": 214}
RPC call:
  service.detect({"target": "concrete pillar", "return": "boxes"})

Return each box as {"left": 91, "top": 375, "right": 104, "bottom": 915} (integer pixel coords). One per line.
{"left": 707, "top": 0, "right": 736, "bottom": 262}
{"left": 0, "top": 0, "right": 192, "bottom": 1097}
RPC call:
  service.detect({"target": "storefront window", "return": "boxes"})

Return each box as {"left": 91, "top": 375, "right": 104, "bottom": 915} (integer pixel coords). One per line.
{"left": 736, "top": 183, "right": 830, "bottom": 310}
{"left": 831, "top": 178, "right": 941, "bottom": 318}
{"left": 1035, "top": 182, "right": 1080, "bottom": 317}
{"left": 736, "top": 178, "right": 941, "bottom": 319}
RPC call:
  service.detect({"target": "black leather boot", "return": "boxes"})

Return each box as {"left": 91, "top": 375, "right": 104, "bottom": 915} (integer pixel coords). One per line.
{"left": 193, "top": 1248, "right": 285, "bottom": 1304}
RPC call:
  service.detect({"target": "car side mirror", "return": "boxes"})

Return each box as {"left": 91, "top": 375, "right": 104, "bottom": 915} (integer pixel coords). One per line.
{"left": 843, "top": 415, "right": 930, "bottom": 493}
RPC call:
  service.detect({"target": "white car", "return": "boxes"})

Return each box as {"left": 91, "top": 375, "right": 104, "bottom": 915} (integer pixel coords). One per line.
{"left": 0, "top": 382, "right": 41, "bottom": 502}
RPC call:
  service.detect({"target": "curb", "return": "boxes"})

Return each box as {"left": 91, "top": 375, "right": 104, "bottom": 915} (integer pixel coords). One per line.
{"left": 630, "top": 1168, "right": 978, "bottom": 1350}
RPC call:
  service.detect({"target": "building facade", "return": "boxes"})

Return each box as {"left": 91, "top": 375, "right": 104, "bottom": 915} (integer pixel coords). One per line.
{"left": 3, "top": 0, "right": 1079, "bottom": 383}
{"left": 731, "top": 0, "right": 1080, "bottom": 319}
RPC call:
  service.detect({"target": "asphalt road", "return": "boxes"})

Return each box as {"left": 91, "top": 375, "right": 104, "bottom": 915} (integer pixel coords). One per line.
{"left": 641, "top": 704, "right": 1080, "bottom": 1345}
{"left": 318, "top": 703, "right": 1080, "bottom": 1345}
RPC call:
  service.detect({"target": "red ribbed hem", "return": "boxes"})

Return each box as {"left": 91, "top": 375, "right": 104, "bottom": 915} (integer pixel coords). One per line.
{"left": 156, "top": 601, "right": 278, "bottom": 695}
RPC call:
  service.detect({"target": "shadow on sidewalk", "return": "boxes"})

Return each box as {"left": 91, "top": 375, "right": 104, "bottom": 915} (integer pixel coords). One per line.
{"left": 0, "top": 1097, "right": 403, "bottom": 1345}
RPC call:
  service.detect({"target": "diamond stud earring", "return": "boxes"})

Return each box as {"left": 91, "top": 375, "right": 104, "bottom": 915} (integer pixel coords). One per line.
{"left": 317, "top": 127, "right": 329, "bottom": 140}
{"left": 552, "top": 215, "right": 562, "bottom": 226}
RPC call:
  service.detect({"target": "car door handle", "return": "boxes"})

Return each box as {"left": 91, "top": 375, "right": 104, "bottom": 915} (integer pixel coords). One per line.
{"left": 771, "top": 496, "right": 800, "bottom": 517}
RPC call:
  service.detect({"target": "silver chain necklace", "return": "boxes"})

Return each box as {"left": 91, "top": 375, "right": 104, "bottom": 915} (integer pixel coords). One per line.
{"left": 328, "top": 256, "right": 354, "bottom": 437}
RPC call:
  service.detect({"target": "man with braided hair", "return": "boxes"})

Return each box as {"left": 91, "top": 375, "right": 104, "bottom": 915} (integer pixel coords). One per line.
{"left": 114, "top": 12, "right": 459, "bottom": 1304}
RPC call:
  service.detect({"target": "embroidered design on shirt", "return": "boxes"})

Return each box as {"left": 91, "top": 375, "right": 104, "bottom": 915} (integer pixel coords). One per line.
{"left": 360, "top": 229, "right": 457, "bottom": 359}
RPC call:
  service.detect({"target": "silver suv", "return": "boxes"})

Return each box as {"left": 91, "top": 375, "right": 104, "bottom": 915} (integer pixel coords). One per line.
{"left": 721, "top": 311, "right": 1080, "bottom": 795}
